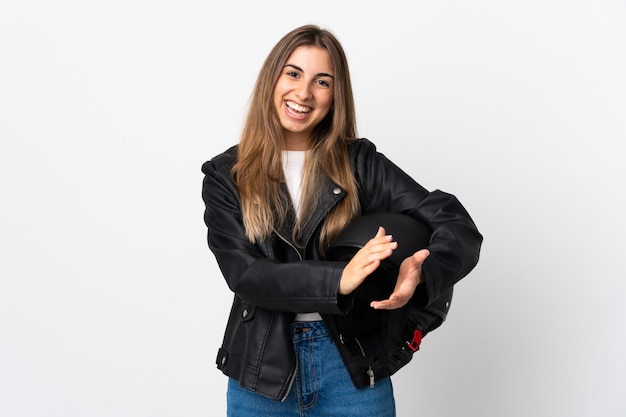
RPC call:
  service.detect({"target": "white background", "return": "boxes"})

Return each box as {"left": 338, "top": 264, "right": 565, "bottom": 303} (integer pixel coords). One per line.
{"left": 1, "top": 1, "right": 625, "bottom": 416}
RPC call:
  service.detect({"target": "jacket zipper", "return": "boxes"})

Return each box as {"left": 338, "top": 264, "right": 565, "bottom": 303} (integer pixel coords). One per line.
{"left": 274, "top": 228, "right": 301, "bottom": 402}
{"left": 273, "top": 188, "right": 342, "bottom": 397}
{"left": 351, "top": 336, "right": 375, "bottom": 388}
{"left": 281, "top": 356, "right": 298, "bottom": 402}
{"left": 273, "top": 229, "right": 303, "bottom": 261}
{"left": 367, "top": 368, "right": 375, "bottom": 388}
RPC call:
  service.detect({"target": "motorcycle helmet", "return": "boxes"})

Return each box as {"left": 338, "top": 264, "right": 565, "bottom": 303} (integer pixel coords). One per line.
{"left": 327, "top": 212, "right": 432, "bottom": 300}
{"left": 327, "top": 212, "right": 452, "bottom": 338}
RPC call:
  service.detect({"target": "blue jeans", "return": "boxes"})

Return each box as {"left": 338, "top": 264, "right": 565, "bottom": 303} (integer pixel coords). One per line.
{"left": 227, "top": 320, "right": 396, "bottom": 417}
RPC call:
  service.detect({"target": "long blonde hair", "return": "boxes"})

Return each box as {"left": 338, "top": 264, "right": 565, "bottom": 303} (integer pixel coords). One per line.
{"left": 232, "top": 24, "right": 360, "bottom": 247}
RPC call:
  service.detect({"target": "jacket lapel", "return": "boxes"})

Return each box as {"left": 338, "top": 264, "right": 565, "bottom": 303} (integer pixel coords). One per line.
{"left": 299, "top": 179, "right": 346, "bottom": 249}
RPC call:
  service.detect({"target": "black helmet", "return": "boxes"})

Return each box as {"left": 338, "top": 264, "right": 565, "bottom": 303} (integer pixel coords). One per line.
{"left": 327, "top": 212, "right": 453, "bottom": 339}
{"left": 328, "top": 212, "right": 431, "bottom": 301}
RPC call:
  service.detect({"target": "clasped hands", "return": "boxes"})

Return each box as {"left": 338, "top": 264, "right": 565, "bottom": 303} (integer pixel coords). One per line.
{"left": 338, "top": 226, "right": 429, "bottom": 310}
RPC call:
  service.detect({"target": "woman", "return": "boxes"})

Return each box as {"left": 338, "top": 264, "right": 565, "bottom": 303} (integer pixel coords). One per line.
{"left": 201, "top": 24, "right": 482, "bottom": 416}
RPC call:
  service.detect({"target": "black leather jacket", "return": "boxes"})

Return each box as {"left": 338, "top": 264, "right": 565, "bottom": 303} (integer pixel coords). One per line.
{"left": 201, "top": 138, "right": 482, "bottom": 400}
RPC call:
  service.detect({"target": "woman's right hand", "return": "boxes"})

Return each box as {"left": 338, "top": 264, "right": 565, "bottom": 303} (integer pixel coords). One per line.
{"left": 338, "top": 226, "right": 397, "bottom": 295}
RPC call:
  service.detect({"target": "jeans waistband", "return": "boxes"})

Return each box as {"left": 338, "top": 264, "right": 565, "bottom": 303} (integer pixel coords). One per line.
{"left": 290, "top": 320, "right": 328, "bottom": 341}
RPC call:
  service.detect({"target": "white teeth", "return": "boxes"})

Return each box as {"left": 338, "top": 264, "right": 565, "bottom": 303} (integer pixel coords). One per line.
{"left": 286, "top": 101, "right": 311, "bottom": 113}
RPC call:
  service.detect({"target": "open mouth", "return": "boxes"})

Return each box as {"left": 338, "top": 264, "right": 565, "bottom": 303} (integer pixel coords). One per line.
{"left": 286, "top": 100, "right": 312, "bottom": 114}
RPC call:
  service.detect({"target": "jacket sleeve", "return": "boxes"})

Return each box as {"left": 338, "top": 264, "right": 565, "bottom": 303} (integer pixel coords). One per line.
{"left": 201, "top": 155, "right": 350, "bottom": 314}
{"left": 352, "top": 139, "right": 483, "bottom": 307}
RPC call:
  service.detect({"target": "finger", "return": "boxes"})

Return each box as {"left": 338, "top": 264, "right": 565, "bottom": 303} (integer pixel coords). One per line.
{"left": 367, "top": 228, "right": 393, "bottom": 248}
{"left": 360, "top": 235, "right": 397, "bottom": 260}
{"left": 370, "top": 296, "right": 407, "bottom": 310}
{"left": 413, "top": 248, "right": 430, "bottom": 263}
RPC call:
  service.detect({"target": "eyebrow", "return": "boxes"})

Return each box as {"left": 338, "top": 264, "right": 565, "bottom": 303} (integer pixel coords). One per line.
{"left": 285, "top": 63, "right": 334, "bottom": 79}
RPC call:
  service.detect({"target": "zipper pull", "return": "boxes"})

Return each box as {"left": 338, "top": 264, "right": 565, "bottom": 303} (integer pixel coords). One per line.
{"left": 367, "top": 367, "right": 375, "bottom": 388}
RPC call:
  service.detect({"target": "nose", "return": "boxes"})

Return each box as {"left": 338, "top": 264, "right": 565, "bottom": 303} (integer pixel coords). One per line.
{"left": 295, "top": 82, "right": 312, "bottom": 100}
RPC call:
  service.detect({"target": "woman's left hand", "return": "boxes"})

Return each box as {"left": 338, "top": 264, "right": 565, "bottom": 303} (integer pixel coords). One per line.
{"left": 370, "top": 249, "right": 430, "bottom": 310}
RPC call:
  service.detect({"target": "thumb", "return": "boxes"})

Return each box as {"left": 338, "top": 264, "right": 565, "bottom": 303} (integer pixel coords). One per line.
{"left": 413, "top": 248, "right": 430, "bottom": 264}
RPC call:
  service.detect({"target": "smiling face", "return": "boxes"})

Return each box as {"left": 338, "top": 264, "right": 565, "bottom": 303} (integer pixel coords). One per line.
{"left": 273, "top": 46, "right": 335, "bottom": 150}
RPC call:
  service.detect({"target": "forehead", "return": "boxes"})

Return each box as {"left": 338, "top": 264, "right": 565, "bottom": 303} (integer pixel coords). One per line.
{"left": 285, "top": 45, "right": 334, "bottom": 74}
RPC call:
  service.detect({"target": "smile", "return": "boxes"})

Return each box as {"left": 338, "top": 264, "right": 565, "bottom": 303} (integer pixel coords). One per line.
{"left": 285, "top": 100, "right": 312, "bottom": 114}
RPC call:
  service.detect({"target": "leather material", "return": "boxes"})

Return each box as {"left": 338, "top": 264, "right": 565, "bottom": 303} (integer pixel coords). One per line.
{"left": 202, "top": 138, "right": 483, "bottom": 399}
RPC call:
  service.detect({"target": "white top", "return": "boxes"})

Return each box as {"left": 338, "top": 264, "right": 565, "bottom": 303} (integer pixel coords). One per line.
{"left": 282, "top": 150, "right": 322, "bottom": 322}
{"left": 281, "top": 150, "right": 306, "bottom": 217}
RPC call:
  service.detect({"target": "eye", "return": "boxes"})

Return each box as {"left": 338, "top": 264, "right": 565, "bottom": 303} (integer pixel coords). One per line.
{"left": 316, "top": 79, "right": 331, "bottom": 88}
{"left": 286, "top": 71, "right": 299, "bottom": 78}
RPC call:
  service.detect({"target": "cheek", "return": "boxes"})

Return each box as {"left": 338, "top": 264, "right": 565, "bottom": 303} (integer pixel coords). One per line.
{"left": 319, "top": 92, "right": 334, "bottom": 110}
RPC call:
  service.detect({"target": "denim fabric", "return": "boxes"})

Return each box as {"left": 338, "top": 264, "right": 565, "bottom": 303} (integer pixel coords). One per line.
{"left": 227, "top": 320, "right": 396, "bottom": 417}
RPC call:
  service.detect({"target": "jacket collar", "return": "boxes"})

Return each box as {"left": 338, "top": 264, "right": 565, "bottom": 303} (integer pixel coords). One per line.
{"left": 276, "top": 179, "right": 346, "bottom": 250}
